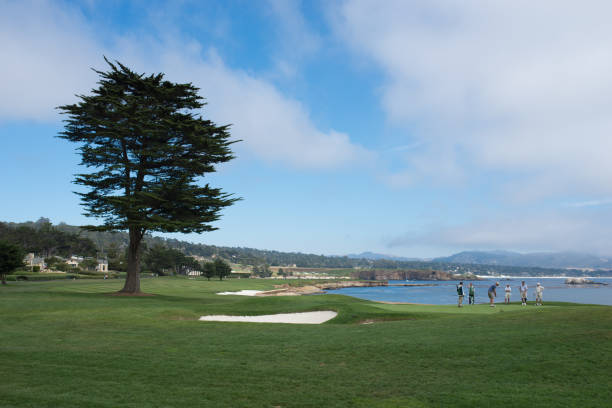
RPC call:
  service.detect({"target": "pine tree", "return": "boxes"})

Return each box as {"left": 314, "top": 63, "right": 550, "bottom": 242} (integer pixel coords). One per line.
{"left": 0, "top": 241, "right": 24, "bottom": 285}
{"left": 58, "top": 58, "right": 239, "bottom": 293}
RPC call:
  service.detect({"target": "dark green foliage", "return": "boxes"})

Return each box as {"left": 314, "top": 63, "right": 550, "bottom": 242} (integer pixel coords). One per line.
{"left": 213, "top": 258, "right": 232, "bottom": 280}
{"left": 57, "top": 58, "right": 239, "bottom": 292}
{"left": 0, "top": 240, "right": 25, "bottom": 284}
{"left": 252, "top": 263, "right": 272, "bottom": 278}
{"left": 79, "top": 258, "right": 99, "bottom": 271}
{"left": 45, "top": 257, "right": 67, "bottom": 271}
{"left": 143, "top": 244, "right": 175, "bottom": 276}
{"left": 183, "top": 257, "right": 202, "bottom": 276}
{"left": 106, "top": 242, "right": 127, "bottom": 271}
{"left": 202, "top": 262, "right": 215, "bottom": 280}
{"left": 0, "top": 219, "right": 96, "bottom": 258}
{"left": 144, "top": 244, "right": 200, "bottom": 276}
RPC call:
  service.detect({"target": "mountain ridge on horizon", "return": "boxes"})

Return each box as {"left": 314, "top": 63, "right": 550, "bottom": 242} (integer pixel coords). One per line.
{"left": 347, "top": 249, "right": 612, "bottom": 270}
{"left": 432, "top": 250, "right": 612, "bottom": 270}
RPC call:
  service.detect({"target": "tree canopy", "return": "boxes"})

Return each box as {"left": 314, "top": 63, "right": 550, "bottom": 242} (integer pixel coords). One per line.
{"left": 0, "top": 219, "right": 96, "bottom": 258}
{"left": 213, "top": 258, "right": 232, "bottom": 280}
{"left": 58, "top": 58, "right": 239, "bottom": 293}
{"left": 0, "top": 241, "right": 25, "bottom": 284}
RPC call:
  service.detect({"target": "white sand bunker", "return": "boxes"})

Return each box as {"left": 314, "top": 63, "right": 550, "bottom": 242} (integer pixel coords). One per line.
{"left": 217, "top": 290, "right": 263, "bottom": 296}
{"left": 199, "top": 311, "right": 337, "bottom": 324}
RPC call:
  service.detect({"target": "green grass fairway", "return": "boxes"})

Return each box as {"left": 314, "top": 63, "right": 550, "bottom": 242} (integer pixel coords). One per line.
{"left": 1, "top": 278, "right": 611, "bottom": 407}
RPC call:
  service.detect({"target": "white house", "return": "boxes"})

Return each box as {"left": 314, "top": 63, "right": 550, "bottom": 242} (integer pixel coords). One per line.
{"left": 24, "top": 253, "right": 46, "bottom": 271}
{"left": 96, "top": 259, "right": 108, "bottom": 272}
{"left": 66, "top": 256, "right": 83, "bottom": 268}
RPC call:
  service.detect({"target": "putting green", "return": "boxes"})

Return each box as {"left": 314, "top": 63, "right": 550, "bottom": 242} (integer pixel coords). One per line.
{"left": 372, "top": 302, "right": 554, "bottom": 314}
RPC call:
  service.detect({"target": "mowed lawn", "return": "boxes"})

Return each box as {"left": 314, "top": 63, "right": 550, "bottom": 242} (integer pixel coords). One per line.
{"left": 1, "top": 278, "right": 611, "bottom": 408}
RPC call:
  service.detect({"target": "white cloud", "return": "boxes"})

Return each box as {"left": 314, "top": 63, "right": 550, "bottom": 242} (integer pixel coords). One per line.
{"left": 565, "top": 198, "right": 612, "bottom": 208}
{"left": 0, "top": 0, "right": 103, "bottom": 121}
{"left": 387, "top": 210, "right": 612, "bottom": 255}
{"left": 0, "top": 0, "right": 369, "bottom": 169}
{"left": 265, "top": 0, "right": 321, "bottom": 79}
{"left": 157, "top": 49, "right": 373, "bottom": 169}
{"left": 266, "top": 0, "right": 320, "bottom": 57}
{"left": 332, "top": 0, "right": 612, "bottom": 196}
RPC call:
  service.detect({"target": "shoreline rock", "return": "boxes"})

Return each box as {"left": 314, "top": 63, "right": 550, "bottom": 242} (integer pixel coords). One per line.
{"left": 565, "top": 277, "right": 608, "bottom": 285}
{"left": 256, "top": 280, "right": 435, "bottom": 297}
{"left": 351, "top": 269, "right": 481, "bottom": 281}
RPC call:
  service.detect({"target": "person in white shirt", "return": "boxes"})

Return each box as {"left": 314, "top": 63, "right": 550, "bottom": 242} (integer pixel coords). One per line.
{"left": 535, "top": 283, "right": 544, "bottom": 306}
{"left": 519, "top": 281, "right": 528, "bottom": 306}
{"left": 504, "top": 284, "right": 512, "bottom": 304}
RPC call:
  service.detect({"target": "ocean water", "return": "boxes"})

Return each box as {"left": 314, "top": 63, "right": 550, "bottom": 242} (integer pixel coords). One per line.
{"left": 328, "top": 277, "right": 612, "bottom": 306}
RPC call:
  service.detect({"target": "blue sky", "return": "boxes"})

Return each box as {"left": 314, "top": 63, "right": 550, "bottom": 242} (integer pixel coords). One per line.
{"left": 2, "top": 0, "right": 612, "bottom": 257}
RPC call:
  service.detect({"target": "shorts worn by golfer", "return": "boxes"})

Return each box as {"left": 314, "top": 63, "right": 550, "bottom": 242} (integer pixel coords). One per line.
{"left": 488, "top": 291, "right": 494, "bottom": 299}
{"left": 505, "top": 293, "right": 511, "bottom": 300}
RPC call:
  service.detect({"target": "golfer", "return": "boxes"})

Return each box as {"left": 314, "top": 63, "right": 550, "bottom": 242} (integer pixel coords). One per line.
{"left": 504, "top": 284, "right": 512, "bottom": 304}
{"left": 456, "top": 281, "right": 465, "bottom": 307}
{"left": 535, "top": 283, "right": 544, "bottom": 306}
{"left": 488, "top": 282, "right": 500, "bottom": 307}
{"left": 519, "top": 281, "right": 528, "bottom": 306}
{"left": 468, "top": 282, "right": 475, "bottom": 305}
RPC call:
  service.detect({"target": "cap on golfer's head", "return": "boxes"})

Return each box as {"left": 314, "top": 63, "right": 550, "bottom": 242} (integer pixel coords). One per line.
{"left": 495, "top": 282, "right": 499, "bottom": 286}
{"left": 537, "top": 282, "right": 541, "bottom": 286}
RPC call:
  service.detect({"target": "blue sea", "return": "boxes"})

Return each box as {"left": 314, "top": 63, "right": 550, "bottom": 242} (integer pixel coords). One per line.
{"left": 329, "top": 277, "right": 612, "bottom": 306}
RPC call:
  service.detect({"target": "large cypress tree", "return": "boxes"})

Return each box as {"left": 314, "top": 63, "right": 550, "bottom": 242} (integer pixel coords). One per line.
{"left": 58, "top": 58, "right": 239, "bottom": 294}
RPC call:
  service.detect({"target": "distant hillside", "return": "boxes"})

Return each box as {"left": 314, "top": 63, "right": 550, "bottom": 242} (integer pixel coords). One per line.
{"left": 3, "top": 219, "right": 612, "bottom": 277}
{"left": 434, "top": 250, "right": 612, "bottom": 269}
{"left": 346, "top": 252, "right": 419, "bottom": 262}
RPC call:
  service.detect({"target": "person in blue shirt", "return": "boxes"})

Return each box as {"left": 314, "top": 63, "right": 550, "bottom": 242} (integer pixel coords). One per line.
{"left": 488, "top": 282, "right": 500, "bottom": 307}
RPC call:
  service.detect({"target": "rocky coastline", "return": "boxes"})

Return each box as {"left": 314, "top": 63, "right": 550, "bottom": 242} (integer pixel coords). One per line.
{"left": 565, "top": 277, "right": 608, "bottom": 285}
{"left": 256, "top": 280, "right": 434, "bottom": 296}
{"left": 351, "top": 269, "right": 480, "bottom": 281}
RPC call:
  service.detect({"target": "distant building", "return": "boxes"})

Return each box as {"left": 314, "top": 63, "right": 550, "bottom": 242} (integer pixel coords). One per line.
{"left": 24, "top": 253, "right": 46, "bottom": 271}
{"left": 66, "top": 255, "right": 84, "bottom": 268}
{"left": 96, "top": 259, "right": 108, "bottom": 272}
{"left": 189, "top": 255, "right": 209, "bottom": 262}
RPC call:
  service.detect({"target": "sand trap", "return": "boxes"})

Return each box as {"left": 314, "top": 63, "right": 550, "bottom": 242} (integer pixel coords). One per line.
{"left": 199, "top": 311, "right": 337, "bottom": 324}
{"left": 217, "top": 290, "right": 263, "bottom": 296}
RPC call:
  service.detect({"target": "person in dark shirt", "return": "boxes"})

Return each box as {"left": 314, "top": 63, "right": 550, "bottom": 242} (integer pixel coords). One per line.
{"left": 456, "top": 281, "right": 465, "bottom": 307}
{"left": 468, "top": 283, "right": 475, "bottom": 305}
{"left": 488, "top": 282, "right": 500, "bottom": 307}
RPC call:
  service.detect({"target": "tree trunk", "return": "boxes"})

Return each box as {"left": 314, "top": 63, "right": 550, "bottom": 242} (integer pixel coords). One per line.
{"left": 119, "top": 227, "right": 143, "bottom": 294}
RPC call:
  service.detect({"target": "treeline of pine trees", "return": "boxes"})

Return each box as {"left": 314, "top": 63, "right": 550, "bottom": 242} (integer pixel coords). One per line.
{"left": 3, "top": 219, "right": 602, "bottom": 277}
